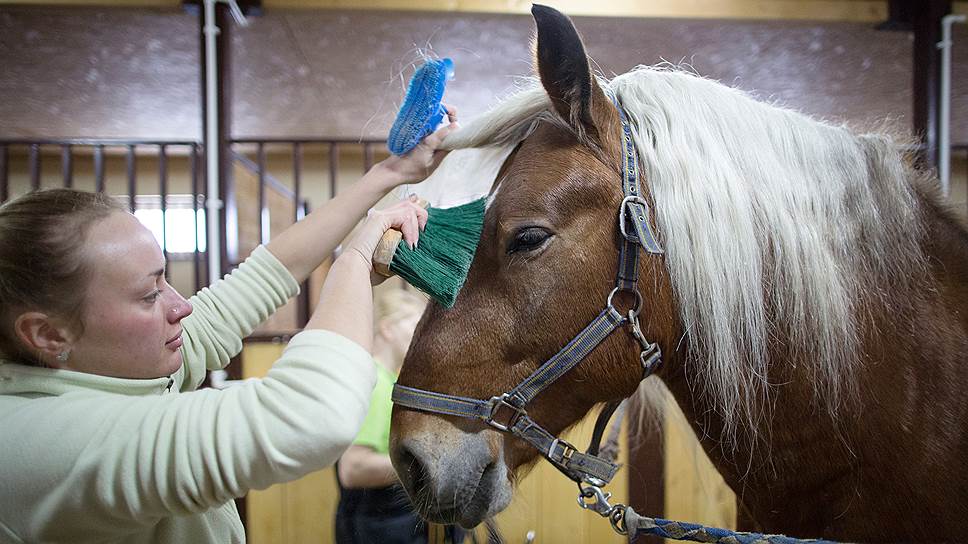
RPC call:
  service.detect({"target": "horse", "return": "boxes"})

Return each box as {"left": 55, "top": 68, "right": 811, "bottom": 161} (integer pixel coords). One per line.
{"left": 388, "top": 5, "right": 968, "bottom": 541}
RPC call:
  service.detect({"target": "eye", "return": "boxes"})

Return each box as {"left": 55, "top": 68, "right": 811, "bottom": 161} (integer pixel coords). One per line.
{"left": 143, "top": 290, "right": 162, "bottom": 303}
{"left": 507, "top": 227, "right": 553, "bottom": 254}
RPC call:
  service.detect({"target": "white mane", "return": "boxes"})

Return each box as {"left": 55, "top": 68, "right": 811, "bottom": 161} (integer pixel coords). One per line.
{"left": 433, "top": 66, "right": 927, "bottom": 442}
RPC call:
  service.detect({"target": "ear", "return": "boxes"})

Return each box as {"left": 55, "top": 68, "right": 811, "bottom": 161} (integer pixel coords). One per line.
{"left": 531, "top": 4, "right": 616, "bottom": 148}
{"left": 13, "top": 312, "right": 72, "bottom": 367}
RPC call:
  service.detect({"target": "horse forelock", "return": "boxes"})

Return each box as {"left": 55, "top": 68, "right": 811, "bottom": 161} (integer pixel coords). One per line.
{"left": 436, "top": 65, "right": 928, "bottom": 446}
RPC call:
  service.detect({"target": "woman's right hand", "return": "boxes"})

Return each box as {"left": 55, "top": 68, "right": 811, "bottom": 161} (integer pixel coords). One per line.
{"left": 341, "top": 197, "right": 429, "bottom": 283}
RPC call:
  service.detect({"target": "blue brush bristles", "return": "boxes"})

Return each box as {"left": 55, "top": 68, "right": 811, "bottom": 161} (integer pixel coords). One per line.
{"left": 387, "top": 58, "right": 454, "bottom": 156}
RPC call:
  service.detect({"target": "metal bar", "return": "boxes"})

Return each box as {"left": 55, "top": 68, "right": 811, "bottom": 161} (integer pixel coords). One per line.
{"left": 912, "top": 1, "right": 951, "bottom": 169}
{"left": 229, "top": 137, "right": 384, "bottom": 145}
{"left": 297, "top": 199, "right": 311, "bottom": 328}
{"left": 61, "top": 145, "right": 73, "bottom": 189}
{"left": 231, "top": 151, "right": 297, "bottom": 199}
{"left": 191, "top": 144, "right": 203, "bottom": 294}
{"left": 126, "top": 145, "right": 137, "bottom": 212}
{"left": 29, "top": 144, "right": 40, "bottom": 190}
{"left": 938, "top": 14, "right": 967, "bottom": 196}
{"left": 0, "top": 145, "right": 7, "bottom": 202}
{"left": 0, "top": 138, "right": 198, "bottom": 146}
{"left": 329, "top": 143, "right": 339, "bottom": 199}
{"left": 159, "top": 144, "right": 169, "bottom": 275}
{"left": 94, "top": 145, "right": 105, "bottom": 193}
{"left": 363, "top": 142, "right": 374, "bottom": 173}
{"left": 258, "top": 142, "right": 268, "bottom": 245}
{"left": 292, "top": 142, "right": 302, "bottom": 222}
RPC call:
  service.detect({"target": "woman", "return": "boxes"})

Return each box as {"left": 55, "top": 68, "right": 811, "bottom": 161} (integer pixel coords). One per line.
{"left": 335, "top": 287, "right": 457, "bottom": 544}
{"left": 0, "top": 116, "right": 456, "bottom": 543}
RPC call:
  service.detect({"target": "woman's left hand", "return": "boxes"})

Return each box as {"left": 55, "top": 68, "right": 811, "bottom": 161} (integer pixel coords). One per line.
{"left": 379, "top": 104, "right": 459, "bottom": 185}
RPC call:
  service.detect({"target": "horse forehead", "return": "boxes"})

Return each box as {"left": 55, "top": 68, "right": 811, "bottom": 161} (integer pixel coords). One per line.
{"left": 497, "top": 127, "right": 609, "bottom": 203}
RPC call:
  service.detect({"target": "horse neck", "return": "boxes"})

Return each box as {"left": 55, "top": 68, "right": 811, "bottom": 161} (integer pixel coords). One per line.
{"left": 650, "top": 188, "right": 968, "bottom": 538}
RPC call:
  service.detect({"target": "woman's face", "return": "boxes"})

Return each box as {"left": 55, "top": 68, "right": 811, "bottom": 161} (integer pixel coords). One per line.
{"left": 66, "top": 211, "right": 193, "bottom": 379}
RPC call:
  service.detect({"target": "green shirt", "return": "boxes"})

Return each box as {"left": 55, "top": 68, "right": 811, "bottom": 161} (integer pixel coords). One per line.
{"left": 352, "top": 362, "right": 396, "bottom": 455}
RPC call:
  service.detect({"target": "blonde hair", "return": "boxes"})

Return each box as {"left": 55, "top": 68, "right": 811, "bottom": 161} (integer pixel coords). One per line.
{"left": 374, "top": 283, "right": 428, "bottom": 325}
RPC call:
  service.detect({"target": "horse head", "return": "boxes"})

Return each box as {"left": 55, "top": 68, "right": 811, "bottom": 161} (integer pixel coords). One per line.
{"left": 388, "top": 5, "right": 677, "bottom": 528}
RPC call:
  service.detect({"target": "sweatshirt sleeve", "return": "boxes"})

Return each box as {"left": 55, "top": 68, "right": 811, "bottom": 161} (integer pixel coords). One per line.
{"left": 0, "top": 330, "right": 376, "bottom": 541}
{"left": 175, "top": 245, "right": 300, "bottom": 391}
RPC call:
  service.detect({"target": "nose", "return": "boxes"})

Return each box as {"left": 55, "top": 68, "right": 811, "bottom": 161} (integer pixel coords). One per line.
{"left": 166, "top": 291, "right": 193, "bottom": 323}
{"left": 393, "top": 441, "right": 432, "bottom": 502}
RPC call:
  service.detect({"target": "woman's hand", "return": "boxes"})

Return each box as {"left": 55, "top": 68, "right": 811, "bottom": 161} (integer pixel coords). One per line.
{"left": 341, "top": 197, "right": 429, "bottom": 284}
{"left": 377, "top": 104, "right": 459, "bottom": 186}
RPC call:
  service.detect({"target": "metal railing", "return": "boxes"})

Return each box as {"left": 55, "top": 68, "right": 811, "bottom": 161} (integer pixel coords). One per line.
{"left": 0, "top": 137, "right": 387, "bottom": 327}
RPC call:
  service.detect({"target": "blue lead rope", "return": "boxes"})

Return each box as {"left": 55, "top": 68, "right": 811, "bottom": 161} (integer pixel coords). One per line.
{"left": 623, "top": 508, "right": 840, "bottom": 544}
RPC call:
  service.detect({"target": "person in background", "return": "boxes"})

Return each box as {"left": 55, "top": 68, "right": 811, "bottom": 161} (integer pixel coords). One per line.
{"left": 0, "top": 112, "right": 457, "bottom": 543}
{"left": 335, "top": 286, "right": 463, "bottom": 544}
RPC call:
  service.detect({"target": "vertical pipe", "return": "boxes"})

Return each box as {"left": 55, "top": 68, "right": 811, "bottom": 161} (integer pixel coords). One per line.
{"left": 0, "top": 144, "right": 8, "bottom": 203}
{"left": 298, "top": 199, "right": 311, "bottom": 327}
{"left": 203, "top": 0, "right": 223, "bottom": 285}
{"left": 258, "top": 142, "right": 268, "bottom": 245}
{"left": 61, "top": 144, "right": 73, "bottom": 188}
{"left": 292, "top": 142, "right": 303, "bottom": 222}
{"left": 913, "top": 1, "right": 950, "bottom": 170}
{"left": 126, "top": 144, "right": 137, "bottom": 212}
{"left": 191, "top": 144, "right": 203, "bottom": 294}
{"left": 29, "top": 144, "right": 40, "bottom": 190}
{"left": 94, "top": 145, "right": 105, "bottom": 193}
{"left": 938, "top": 14, "right": 966, "bottom": 196}
{"left": 159, "top": 144, "right": 169, "bottom": 275}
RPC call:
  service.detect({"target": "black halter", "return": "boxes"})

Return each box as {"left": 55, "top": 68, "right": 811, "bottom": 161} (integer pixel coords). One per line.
{"left": 391, "top": 92, "right": 664, "bottom": 487}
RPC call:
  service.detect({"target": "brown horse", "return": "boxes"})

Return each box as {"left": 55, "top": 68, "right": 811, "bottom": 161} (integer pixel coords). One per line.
{"left": 389, "top": 5, "right": 968, "bottom": 541}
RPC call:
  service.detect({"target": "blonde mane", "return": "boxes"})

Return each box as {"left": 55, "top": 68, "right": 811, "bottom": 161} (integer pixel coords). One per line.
{"left": 434, "top": 66, "right": 927, "bottom": 443}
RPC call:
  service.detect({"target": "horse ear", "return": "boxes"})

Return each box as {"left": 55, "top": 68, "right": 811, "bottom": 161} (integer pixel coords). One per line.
{"left": 531, "top": 4, "right": 612, "bottom": 146}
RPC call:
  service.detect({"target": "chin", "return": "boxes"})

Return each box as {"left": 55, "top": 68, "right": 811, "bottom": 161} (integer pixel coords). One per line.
{"left": 159, "top": 352, "right": 184, "bottom": 377}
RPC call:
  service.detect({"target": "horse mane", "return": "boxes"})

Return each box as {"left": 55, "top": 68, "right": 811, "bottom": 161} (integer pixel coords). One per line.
{"left": 439, "top": 65, "right": 930, "bottom": 445}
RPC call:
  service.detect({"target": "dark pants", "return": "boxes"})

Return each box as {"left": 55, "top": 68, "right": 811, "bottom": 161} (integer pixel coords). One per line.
{"left": 335, "top": 484, "right": 463, "bottom": 544}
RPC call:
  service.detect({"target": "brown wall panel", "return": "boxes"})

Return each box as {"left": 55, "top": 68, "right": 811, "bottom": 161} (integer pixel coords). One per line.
{"left": 2, "top": 7, "right": 966, "bottom": 143}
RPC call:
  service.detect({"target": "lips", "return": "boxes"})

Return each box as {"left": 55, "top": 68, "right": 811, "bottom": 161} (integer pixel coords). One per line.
{"left": 165, "top": 330, "right": 183, "bottom": 349}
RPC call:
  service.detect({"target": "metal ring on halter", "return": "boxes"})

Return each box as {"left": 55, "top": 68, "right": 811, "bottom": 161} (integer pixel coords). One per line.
{"left": 617, "top": 195, "right": 650, "bottom": 241}
{"left": 607, "top": 287, "right": 643, "bottom": 319}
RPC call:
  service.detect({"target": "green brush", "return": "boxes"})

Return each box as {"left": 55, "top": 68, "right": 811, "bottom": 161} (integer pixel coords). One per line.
{"left": 373, "top": 198, "right": 485, "bottom": 307}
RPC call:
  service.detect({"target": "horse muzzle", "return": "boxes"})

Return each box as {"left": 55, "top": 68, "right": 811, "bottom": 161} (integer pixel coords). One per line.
{"left": 389, "top": 418, "right": 513, "bottom": 529}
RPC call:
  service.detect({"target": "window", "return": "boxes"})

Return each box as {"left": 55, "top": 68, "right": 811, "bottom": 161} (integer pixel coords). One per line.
{"left": 131, "top": 195, "right": 207, "bottom": 254}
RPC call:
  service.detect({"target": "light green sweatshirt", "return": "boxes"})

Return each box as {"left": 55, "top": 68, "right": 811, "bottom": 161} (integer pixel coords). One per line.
{"left": 0, "top": 246, "right": 377, "bottom": 543}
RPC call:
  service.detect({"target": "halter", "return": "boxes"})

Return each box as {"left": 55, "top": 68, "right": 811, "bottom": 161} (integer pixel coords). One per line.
{"left": 391, "top": 91, "right": 663, "bottom": 530}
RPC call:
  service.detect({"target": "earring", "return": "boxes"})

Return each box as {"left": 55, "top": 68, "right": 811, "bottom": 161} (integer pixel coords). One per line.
{"left": 55, "top": 350, "right": 70, "bottom": 363}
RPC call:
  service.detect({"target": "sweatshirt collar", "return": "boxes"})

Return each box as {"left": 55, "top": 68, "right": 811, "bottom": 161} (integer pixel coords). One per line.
{"left": 0, "top": 359, "right": 176, "bottom": 397}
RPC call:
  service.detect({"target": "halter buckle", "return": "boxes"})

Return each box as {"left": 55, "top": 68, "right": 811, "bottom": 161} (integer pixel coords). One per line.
{"left": 618, "top": 195, "right": 650, "bottom": 242}
{"left": 485, "top": 395, "right": 525, "bottom": 432}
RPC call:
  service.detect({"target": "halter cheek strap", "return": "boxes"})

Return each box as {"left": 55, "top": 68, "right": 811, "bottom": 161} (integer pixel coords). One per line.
{"left": 391, "top": 89, "right": 663, "bottom": 488}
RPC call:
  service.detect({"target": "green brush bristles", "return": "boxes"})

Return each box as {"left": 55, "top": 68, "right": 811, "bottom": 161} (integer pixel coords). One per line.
{"left": 389, "top": 197, "right": 486, "bottom": 308}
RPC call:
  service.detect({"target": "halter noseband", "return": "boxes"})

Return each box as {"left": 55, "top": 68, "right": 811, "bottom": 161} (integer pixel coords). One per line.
{"left": 391, "top": 91, "right": 663, "bottom": 490}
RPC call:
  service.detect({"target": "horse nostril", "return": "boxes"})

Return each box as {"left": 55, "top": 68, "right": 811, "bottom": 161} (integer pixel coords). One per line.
{"left": 396, "top": 443, "right": 432, "bottom": 499}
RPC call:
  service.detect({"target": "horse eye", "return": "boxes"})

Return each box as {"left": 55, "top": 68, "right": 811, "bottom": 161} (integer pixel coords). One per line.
{"left": 508, "top": 227, "right": 552, "bottom": 254}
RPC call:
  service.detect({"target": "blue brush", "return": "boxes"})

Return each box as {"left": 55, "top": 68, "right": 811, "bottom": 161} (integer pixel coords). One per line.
{"left": 387, "top": 58, "right": 454, "bottom": 156}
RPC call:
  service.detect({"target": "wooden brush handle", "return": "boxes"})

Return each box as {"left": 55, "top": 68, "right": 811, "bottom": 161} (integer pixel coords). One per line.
{"left": 372, "top": 198, "right": 429, "bottom": 277}
{"left": 373, "top": 229, "right": 403, "bottom": 277}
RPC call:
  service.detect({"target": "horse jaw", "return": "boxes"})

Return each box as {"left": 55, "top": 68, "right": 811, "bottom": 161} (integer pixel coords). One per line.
{"left": 390, "top": 411, "right": 513, "bottom": 528}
